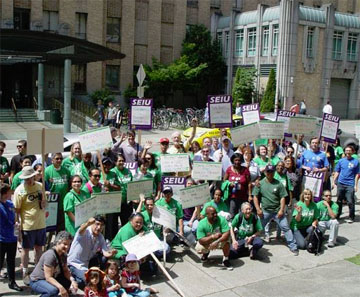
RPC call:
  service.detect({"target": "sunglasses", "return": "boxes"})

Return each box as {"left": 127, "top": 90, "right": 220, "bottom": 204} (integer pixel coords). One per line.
{"left": 145, "top": 158, "right": 152, "bottom": 160}
{"left": 54, "top": 157, "right": 63, "bottom": 160}
{"left": 92, "top": 175, "right": 101, "bottom": 178}
{"left": 17, "top": 145, "right": 23, "bottom": 148}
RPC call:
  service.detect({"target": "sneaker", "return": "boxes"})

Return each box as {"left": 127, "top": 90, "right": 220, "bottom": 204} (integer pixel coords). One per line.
{"left": 327, "top": 241, "right": 335, "bottom": 248}
{"left": 264, "top": 234, "right": 270, "bottom": 243}
{"left": 223, "top": 259, "right": 233, "bottom": 271}
{"left": 346, "top": 218, "right": 354, "bottom": 224}
{"left": 201, "top": 252, "right": 209, "bottom": 262}
{"left": 291, "top": 249, "right": 299, "bottom": 256}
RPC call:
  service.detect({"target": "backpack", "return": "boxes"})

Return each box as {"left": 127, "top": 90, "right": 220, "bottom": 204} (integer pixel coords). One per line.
{"left": 306, "top": 227, "right": 323, "bottom": 255}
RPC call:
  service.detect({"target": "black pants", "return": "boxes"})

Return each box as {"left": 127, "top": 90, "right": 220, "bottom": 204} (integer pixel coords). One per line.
{"left": 119, "top": 202, "right": 134, "bottom": 227}
{"left": 105, "top": 212, "right": 120, "bottom": 241}
{"left": 0, "top": 241, "right": 17, "bottom": 282}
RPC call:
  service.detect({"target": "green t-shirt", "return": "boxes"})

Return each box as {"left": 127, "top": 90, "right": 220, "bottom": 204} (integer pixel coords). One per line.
{"left": 334, "top": 146, "right": 344, "bottom": 167}
{"left": 196, "top": 215, "right": 229, "bottom": 240}
{"left": 44, "top": 165, "right": 70, "bottom": 206}
{"left": 155, "top": 197, "right": 184, "bottom": 221}
{"left": 290, "top": 201, "right": 319, "bottom": 230}
{"left": 316, "top": 201, "right": 339, "bottom": 222}
{"left": 0, "top": 156, "right": 9, "bottom": 175}
{"left": 253, "top": 156, "right": 280, "bottom": 178}
{"left": 147, "top": 167, "right": 161, "bottom": 192}
{"left": 200, "top": 200, "right": 229, "bottom": 216}
{"left": 252, "top": 178, "right": 288, "bottom": 213}
{"left": 63, "top": 189, "right": 88, "bottom": 236}
{"left": 274, "top": 172, "right": 293, "bottom": 193}
{"left": 81, "top": 182, "right": 102, "bottom": 198}
{"left": 70, "top": 161, "right": 94, "bottom": 184}
{"left": 111, "top": 167, "right": 133, "bottom": 203}
{"left": 100, "top": 171, "right": 121, "bottom": 192}
{"left": 62, "top": 156, "right": 81, "bottom": 172}
{"left": 10, "top": 171, "right": 23, "bottom": 190}
{"left": 231, "top": 213, "right": 263, "bottom": 239}
{"left": 111, "top": 221, "right": 147, "bottom": 259}
{"left": 141, "top": 210, "right": 162, "bottom": 238}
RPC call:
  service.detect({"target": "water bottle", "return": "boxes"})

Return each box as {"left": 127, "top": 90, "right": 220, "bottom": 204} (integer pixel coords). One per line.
{"left": 232, "top": 181, "right": 238, "bottom": 194}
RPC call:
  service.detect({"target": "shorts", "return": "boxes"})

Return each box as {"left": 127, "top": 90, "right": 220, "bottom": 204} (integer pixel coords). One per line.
{"left": 195, "top": 240, "right": 227, "bottom": 254}
{"left": 22, "top": 228, "right": 46, "bottom": 249}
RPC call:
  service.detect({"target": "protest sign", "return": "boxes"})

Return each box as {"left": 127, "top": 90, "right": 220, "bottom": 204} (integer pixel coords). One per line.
{"left": 208, "top": 95, "right": 233, "bottom": 128}
{"left": 160, "top": 154, "right": 190, "bottom": 173}
{"left": 302, "top": 171, "right": 324, "bottom": 202}
{"left": 178, "top": 183, "right": 211, "bottom": 209}
{"left": 75, "top": 196, "right": 98, "bottom": 227}
{"left": 152, "top": 206, "right": 177, "bottom": 231}
{"left": 45, "top": 193, "right": 59, "bottom": 232}
{"left": 241, "top": 103, "right": 260, "bottom": 125}
{"left": 259, "top": 121, "right": 285, "bottom": 139}
{"left": 288, "top": 116, "right": 318, "bottom": 136}
{"left": 124, "top": 162, "right": 138, "bottom": 177}
{"left": 130, "top": 98, "right": 153, "bottom": 130}
{"left": 276, "top": 110, "right": 296, "bottom": 137}
{"left": 161, "top": 177, "right": 186, "bottom": 198}
{"left": 123, "top": 231, "right": 163, "bottom": 260}
{"left": 230, "top": 122, "right": 260, "bottom": 145}
{"left": 192, "top": 162, "right": 222, "bottom": 181}
{"left": 127, "top": 179, "right": 154, "bottom": 201}
{"left": 320, "top": 113, "right": 340, "bottom": 144}
{"left": 78, "top": 126, "right": 112, "bottom": 152}
{"left": 27, "top": 128, "right": 63, "bottom": 155}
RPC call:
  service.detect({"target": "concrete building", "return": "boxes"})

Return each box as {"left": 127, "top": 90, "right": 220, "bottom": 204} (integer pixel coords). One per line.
{"left": 214, "top": 0, "right": 360, "bottom": 118}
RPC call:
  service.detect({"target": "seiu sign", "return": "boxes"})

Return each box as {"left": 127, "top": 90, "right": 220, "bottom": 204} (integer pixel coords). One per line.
{"left": 208, "top": 95, "right": 232, "bottom": 103}
{"left": 131, "top": 99, "right": 152, "bottom": 106}
{"left": 324, "top": 113, "right": 339, "bottom": 123}
{"left": 242, "top": 103, "right": 259, "bottom": 112}
{"left": 278, "top": 110, "right": 295, "bottom": 117}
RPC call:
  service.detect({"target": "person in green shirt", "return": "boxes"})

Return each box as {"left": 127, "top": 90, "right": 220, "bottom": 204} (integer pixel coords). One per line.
{"left": 140, "top": 150, "right": 161, "bottom": 199}
{"left": 317, "top": 190, "right": 339, "bottom": 248}
{"left": 63, "top": 175, "right": 88, "bottom": 236}
{"left": 253, "top": 165, "right": 299, "bottom": 255}
{"left": 229, "top": 202, "right": 263, "bottom": 260}
{"left": 333, "top": 138, "right": 344, "bottom": 168}
{"left": 290, "top": 188, "right": 319, "bottom": 250}
{"left": 254, "top": 145, "right": 280, "bottom": 177}
{"left": 81, "top": 168, "right": 103, "bottom": 198}
{"left": 10, "top": 155, "right": 32, "bottom": 190}
{"left": 70, "top": 153, "right": 94, "bottom": 185}
{"left": 200, "top": 188, "right": 229, "bottom": 219}
{"left": 0, "top": 143, "right": 10, "bottom": 182}
{"left": 62, "top": 142, "right": 82, "bottom": 172}
{"left": 195, "top": 206, "right": 232, "bottom": 270}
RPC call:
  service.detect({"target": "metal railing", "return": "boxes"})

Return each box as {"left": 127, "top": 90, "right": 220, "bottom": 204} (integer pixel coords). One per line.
{"left": 33, "top": 96, "right": 38, "bottom": 110}
{"left": 11, "top": 97, "right": 17, "bottom": 119}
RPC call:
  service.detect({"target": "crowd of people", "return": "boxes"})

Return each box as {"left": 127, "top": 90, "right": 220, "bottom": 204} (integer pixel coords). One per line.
{"left": 0, "top": 117, "right": 359, "bottom": 296}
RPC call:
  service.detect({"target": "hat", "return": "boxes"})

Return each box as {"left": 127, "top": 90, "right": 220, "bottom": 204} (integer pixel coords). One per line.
{"left": 125, "top": 253, "right": 139, "bottom": 263}
{"left": 162, "top": 186, "right": 173, "bottom": 194}
{"left": 221, "top": 136, "right": 231, "bottom": 142}
{"left": 84, "top": 267, "right": 105, "bottom": 283}
{"left": 159, "top": 137, "right": 169, "bottom": 144}
{"left": 19, "top": 166, "right": 38, "bottom": 179}
{"left": 102, "top": 157, "right": 113, "bottom": 165}
{"left": 265, "top": 165, "right": 276, "bottom": 172}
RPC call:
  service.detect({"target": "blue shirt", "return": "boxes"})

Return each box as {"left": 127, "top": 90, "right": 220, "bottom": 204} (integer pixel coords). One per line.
{"left": 300, "top": 150, "right": 329, "bottom": 169}
{"left": 0, "top": 200, "right": 17, "bottom": 243}
{"left": 335, "top": 157, "right": 359, "bottom": 187}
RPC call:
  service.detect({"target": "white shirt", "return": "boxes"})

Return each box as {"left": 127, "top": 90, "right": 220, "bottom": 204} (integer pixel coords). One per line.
{"left": 322, "top": 104, "right": 332, "bottom": 114}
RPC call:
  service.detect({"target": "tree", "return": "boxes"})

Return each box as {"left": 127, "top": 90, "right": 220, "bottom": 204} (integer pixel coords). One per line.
{"left": 260, "top": 68, "right": 276, "bottom": 112}
{"left": 232, "top": 67, "right": 257, "bottom": 106}
{"left": 89, "top": 88, "right": 115, "bottom": 106}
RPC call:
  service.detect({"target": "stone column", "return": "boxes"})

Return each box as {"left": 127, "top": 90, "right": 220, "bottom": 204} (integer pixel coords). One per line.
{"left": 64, "top": 59, "right": 72, "bottom": 133}
{"left": 38, "top": 63, "right": 44, "bottom": 111}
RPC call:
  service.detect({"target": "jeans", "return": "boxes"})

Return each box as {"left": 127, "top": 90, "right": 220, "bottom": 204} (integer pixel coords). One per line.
{"left": 336, "top": 183, "right": 355, "bottom": 220}
{"left": 261, "top": 211, "right": 297, "bottom": 251}
{"left": 153, "top": 241, "right": 171, "bottom": 258}
{"left": 0, "top": 241, "right": 17, "bottom": 282}
{"left": 318, "top": 220, "right": 339, "bottom": 243}
{"left": 229, "top": 236, "right": 263, "bottom": 259}
{"left": 293, "top": 226, "right": 313, "bottom": 249}
{"left": 127, "top": 288, "right": 150, "bottom": 297}
{"left": 68, "top": 265, "right": 85, "bottom": 290}
{"left": 183, "top": 220, "right": 198, "bottom": 246}
{"left": 30, "top": 280, "right": 59, "bottom": 297}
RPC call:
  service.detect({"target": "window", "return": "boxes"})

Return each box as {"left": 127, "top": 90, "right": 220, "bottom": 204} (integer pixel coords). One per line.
{"left": 74, "top": 64, "right": 87, "bottom": 92}
{"left": 106, "top": 65, "right": 120, "bottom": 90}
{"left": 225, "top": 31, "right": 230, "bottom": 57}
{"left": 347, "top": 33, "right": 357, "bottom": 62}
{"left": 272, "top": 25, "right": 279, "bottom": 56}
{"left": 75, "top": 13, "right": 87, "bottom": 39}
{"left": 306, "top": 27, "right": 314, "bottom": 58}
{"left": 107, "top": 17, "right": 121, "bottom": 42}
{"left": 14, "top": 8, "right": 30, "bottom": 30}
{"left": 262, "top": 26, "right": 269, "bottom": 56}
{"left": 332, "top": 31, "right": 343, "bottom": 60}
{"left": 43, "top": 11, "right": 59, "bottom": 32}
{"left": 235, "top": 29, "right": 244, "bottom": 57}
{"left": 217, "top": 32, "right": 223, "bottom": 53}
{"left": 247, "top": 28, "right": 256, "bottom": 57}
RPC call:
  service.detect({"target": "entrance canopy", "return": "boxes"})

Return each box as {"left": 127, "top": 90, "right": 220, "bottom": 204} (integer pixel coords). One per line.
{"left": 0, "top": 29, "right": 125, "bottom": 65}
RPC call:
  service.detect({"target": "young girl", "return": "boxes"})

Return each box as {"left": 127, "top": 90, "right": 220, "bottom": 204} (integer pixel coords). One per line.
{"left": 121, "top": 254, "right": 158, "bottom": 297}
{"left": 84, "top": 267, "right": 108, "bottom": 297}
{"left": 104, "top": 260, "right": 127, "bottom": 297}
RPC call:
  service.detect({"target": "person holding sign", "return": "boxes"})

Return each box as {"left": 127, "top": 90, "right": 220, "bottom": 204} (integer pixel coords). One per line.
{"left": 82, "top": 168, "right": 103, "bottom": 198}
{"left": 71, "top": 153, "right": 95, "bottom": 184}
{"left": 168, "top": 118, "right": 197, "bottom": 154}
{"left": 195, "top": 206, "right": 233, "bottom": 270}
{"left": 62, "top": 142, "right": 82, "bottom": 172}
{"left": 152, "top": 137, "right": 170, "bottom": 169}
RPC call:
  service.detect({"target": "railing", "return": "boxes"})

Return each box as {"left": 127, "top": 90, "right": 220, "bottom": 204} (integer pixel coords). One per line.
{"left": 33, "top": 96, "right": 38, "bottom": 111}
{"left": 11, "top": 97, "right": 17, "bottom": 119}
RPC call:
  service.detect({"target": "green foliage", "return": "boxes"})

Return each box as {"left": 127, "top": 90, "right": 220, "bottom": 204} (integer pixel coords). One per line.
{"left": 232, "top": 67, "right": 257, "bottom": 106}
{"left": 89, "top": 88, "right": 115, "bottom": 106}
{"left": 260, "top": 69, "right": 276, "bottom": 112}
{"left": 123, "top": 84, "right": 137, "bottom": 105}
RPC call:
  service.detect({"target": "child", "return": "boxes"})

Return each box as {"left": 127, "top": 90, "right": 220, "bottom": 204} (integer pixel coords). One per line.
{"left": 84, "top": 267, "right": 108, "bottom": 297}
{"left": 121, "top": 254, "right": 158, "bottom": 297}
{"left": 104, "top": 260, "right": 127, "bottom": 297}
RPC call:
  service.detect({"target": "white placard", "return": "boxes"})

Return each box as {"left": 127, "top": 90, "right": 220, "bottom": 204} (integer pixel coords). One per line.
{"left": 152, "top": 206, "right": 177, "bottom": 231}
{"left": 75, "top": 197, "right": 98, "bottom": 227}
{"left": 78, "top": 126, "right": 112, "bottom": 152}
{"left": 178, "top": 183, "right": 211, "bottom": 209}
{"left": 127, "top": 179, "right": 154, "bottom": 201}
{"left": 27, "top": 128, "right": 63, "bottom": 154}
{"left": 160, "top": 154, "right": 190, "bottom": 173}
{"left": 45, "top": 193, "right": 59, "bottom": 231}
{"left": 123, "top": 231, "right": 163, "bottom": 260}
{"left": 288, "top": 116, "right": 318, "bottom": 136}
{"left": 230, "top": 122, "right": 260, "bottom": 145}
{"left": 302, "top": 171, "right": 324, "bottom": 199}
{"left": 259, "top": 121, "right": 285, "bottom": 139}
{"left": 192, "top": 162, "right": 222, "bottom": 181}
{"left": 131, "top": 106, "right": 151, "bottom": 126}
{"left": 209, "top": 103, "right": 232, "bottom": 125}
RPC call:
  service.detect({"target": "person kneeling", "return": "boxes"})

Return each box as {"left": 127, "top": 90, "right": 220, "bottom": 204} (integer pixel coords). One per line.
{"left": 229, "top": 202, "right": 263, "bottom": 260}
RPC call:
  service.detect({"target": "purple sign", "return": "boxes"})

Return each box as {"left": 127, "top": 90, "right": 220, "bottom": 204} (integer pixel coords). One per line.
{"left": 124, "top": 162, "right": 138, "bottom": 177}
{"left": 130, "top": 98, "right": 153, "bottom": 130}
{"left": 208, "top": 95, "right": 233, "bottom": 128}
{"left": 320, "top": 113, "right": 340, "bottom": 144}
{"left": 302, "top": 171, "right": 325, "bottom": 202}
{"left": 241, "top": 103, "right": 260, "bottom": 125}
{"left": 276, "top": 110, "right": 296, "bottom": 137}
{"left": 161, "top": 176, "right": 186, "bottom": 197}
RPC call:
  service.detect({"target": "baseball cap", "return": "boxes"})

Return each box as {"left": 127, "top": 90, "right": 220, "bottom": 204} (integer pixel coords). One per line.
{"left": 162, "top": 186, "right": 173, "bottom": 194}
{"left": 265, "top": 165, "right": 276, "bottom": 172}
{"left": 160, "top": 137, "right": 169, "bottom": 144}
{"left": 125, "top": 253, "right": 139, "bottom": 263}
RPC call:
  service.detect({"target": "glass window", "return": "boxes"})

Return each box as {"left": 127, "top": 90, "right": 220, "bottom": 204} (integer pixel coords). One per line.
{"left": 75, "top": 13, "right": 87, "bottom": 39}
{"left": 332, "top": 31, "right": 343, "bottom": 60}
{"left": 217, "top": 32, "right": 223, "bottom": 53}
{"left": 272, "top": 25, "right": 279, "bottom": 56}
{"left": 247, "top": 28, "right": 256, "bottom": 57}
{"left": 107, "top": 17, "right": 121, "bottom": 43}
{"left": 74, "top": 64, "right": 87, "bottom": 92}
{"left": 43, "top": 11, "right": 58, "bottom": 32}
{"left": 347, "top": 33, "right": 357, "bottom": 62}
{"left": 225, "top": 31, "right": 230, "bottom": 57}
{"left": 306, "top": 27, "right": 314, "bottom": 58}
{"left": 262, "top": 26, "right": 269, "bottom": 56}
{"left": 235, "top": 29, "right": 244, "bottom": 57}
{"left": 106, "top": 65, "right": 120, "bottom": 90}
